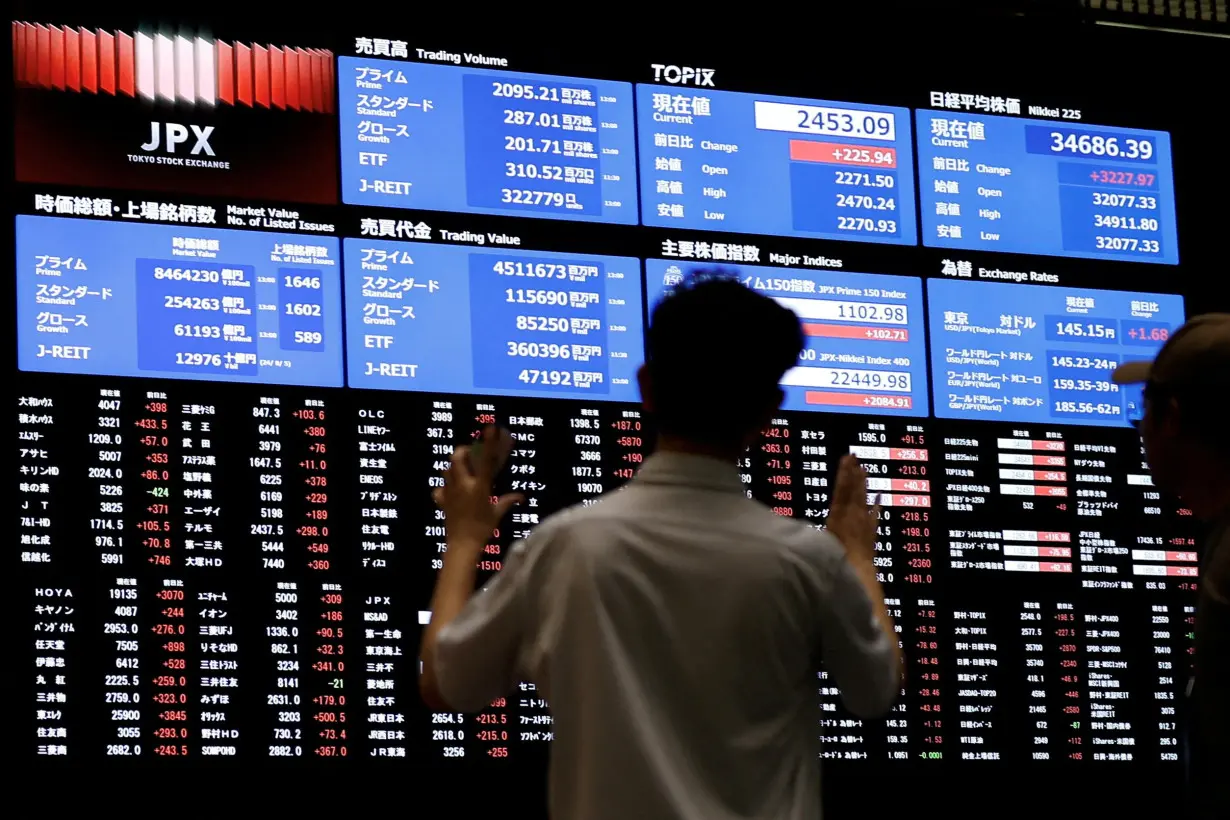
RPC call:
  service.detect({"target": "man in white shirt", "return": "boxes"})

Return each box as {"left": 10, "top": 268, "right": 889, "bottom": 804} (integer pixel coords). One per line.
{"left": 419, "top": 276, "right": 903, "bottom": 820}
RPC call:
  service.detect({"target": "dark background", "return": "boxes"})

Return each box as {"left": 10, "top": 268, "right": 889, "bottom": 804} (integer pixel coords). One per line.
{"left": 7, "top": 1, "right": 1227, "bottom": 816}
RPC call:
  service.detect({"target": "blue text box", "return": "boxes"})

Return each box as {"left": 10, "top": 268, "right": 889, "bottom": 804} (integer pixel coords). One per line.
{"left": 16, "top": 216, "right": 343, "bottom": 386}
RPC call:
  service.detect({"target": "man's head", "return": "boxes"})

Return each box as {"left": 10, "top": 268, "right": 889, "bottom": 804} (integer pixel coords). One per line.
{"left": 1113, "top": 313, "right": 1230, "bottom": 518}
{"left": 640, "top": 272, "right": 803, "bottom": 452}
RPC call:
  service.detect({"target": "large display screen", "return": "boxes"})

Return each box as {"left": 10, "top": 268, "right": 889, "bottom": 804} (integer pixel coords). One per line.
{"left": 12, "top": 16, "right": 1198, "bottom": 795}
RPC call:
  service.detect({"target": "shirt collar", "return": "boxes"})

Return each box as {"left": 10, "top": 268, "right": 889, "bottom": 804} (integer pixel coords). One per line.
{"left": 633, "top": 451, "right": 746, "bottom": 494}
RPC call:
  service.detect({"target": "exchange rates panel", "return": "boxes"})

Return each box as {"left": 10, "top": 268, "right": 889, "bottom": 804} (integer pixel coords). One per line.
{"left": 637, "top": 86, "right": 916, "bottom": 245}
{"left": 645, "top": 260, "right": 928, "bottom": 415}
{"left": 16, "top": 216, "right": 344, "bottom": 386}
{"left": 344, "top": 240, "right": 643, "bottom": 401}
{"left": 339, "top": 58, "right": 637, "bottom": 223}
{"left": 927, "top": 278, "right": 1184, "bottom": 426}
{"left": 916, "top": 110, "right": 1177, "bottom": 264}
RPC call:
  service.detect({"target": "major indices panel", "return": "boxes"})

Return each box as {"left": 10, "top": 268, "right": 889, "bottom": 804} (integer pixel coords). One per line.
{"left": 646, "top": 260, "right": 929, "bottom": 416}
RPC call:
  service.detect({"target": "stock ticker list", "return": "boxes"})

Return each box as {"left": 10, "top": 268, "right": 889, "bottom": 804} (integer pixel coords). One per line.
{"left": 18, "top": 372, "right": 1197, "bottom": 766}
{"left": 936, "top": 420, "right": 1196, "bottom": 762}
{"left": 18, "top": 377, "right": 653, "bottom": 762}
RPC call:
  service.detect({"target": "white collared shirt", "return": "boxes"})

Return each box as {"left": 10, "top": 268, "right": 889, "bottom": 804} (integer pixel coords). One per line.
{"left": 434, "top": 452, "right": 899, "bottom": 820}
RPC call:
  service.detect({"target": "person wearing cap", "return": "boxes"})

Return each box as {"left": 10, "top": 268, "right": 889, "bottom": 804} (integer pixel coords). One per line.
{"left": 1112, "top": 313, "right": 1230, "bottom": 820}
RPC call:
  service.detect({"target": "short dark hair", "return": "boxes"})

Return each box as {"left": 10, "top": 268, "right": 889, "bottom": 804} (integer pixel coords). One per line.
{"left": 647, "top": 271, "right": 803, "bottom": 445}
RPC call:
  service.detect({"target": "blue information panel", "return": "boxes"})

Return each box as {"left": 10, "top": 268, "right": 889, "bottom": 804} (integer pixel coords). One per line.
{"left": 344, "top": 241, "right": 643, "bottom": 401}
{"left": 339, "top": 58, "right": 638, "bottom": 224}
{"left": 927, "top": 278, "right": 1184, "bottom": 427}
{"left": 16, "top": 216, "right": 343, "bottom": 386}
{"left": 916, "top": 110, "right": 1178, "bottom": 264}
{"left": 645, "top": 260, "right": 928, "bottom": 416}
{"left": 637, "top": 86, "right": 916, "bottom": 245}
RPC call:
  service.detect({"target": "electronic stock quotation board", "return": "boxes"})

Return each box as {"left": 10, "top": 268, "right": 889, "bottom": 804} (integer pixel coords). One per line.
{"left": 11, "top": 17, "right": 1199, "bottom": 785}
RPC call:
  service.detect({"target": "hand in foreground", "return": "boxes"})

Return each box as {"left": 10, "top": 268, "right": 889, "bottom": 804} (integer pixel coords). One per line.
{"left": 433, "top": 426, "right": 525, "bottom": 549}
{"left": 825, "top": 455, "right": 879, "bottom": 561}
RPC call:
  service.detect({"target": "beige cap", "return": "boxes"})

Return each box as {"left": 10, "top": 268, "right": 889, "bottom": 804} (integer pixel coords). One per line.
{"left": 1111, "top": 313, "right": 1230, "bottom": 387}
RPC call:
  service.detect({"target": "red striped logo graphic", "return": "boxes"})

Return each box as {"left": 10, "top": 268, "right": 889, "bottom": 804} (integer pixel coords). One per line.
{"left": 12, "top": 21, "right": 334, "bottom": 113}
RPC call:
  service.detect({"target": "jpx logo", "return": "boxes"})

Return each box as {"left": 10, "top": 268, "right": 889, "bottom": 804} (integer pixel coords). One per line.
{"left": 651, "top": 64, "right": 714, "bottom": 87}
{"left": 140, "top": 122, "right": 216, "bottom": 156}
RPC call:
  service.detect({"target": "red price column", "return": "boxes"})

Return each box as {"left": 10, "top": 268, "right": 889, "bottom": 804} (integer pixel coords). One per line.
{"left": 310, "top": 583, "right": 347, "bottom": 758}
{"left": 1053, "top": 603, "right": 1086, "bottom": 762}
{"left": 601, "top": 407, "right": 645, "bottom": 489}
{"left": 137, "top": 393, "right": 193, "bottom": 759}
{"left": 291, "top": 398, "right": 347, "bottom": 760}
{"left": 151, "top": 580, "right": 190, "bottom": 758}
{"left": 914, "top": 603, "right": 944, "bottom": 760}
{"left": 755, "top": 417, "right": 796, "bottom": 517}
{"left": 135, "top": 395, "right": 173, "bottom": 569}
{"left": 851, "top": 422, "right": 939, "bottom": 762}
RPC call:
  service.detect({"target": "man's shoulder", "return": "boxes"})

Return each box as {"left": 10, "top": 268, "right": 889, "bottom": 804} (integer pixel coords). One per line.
{"left": 770, "top": 515, "right": 848, "bottom": 573}
{"left": 528, "top": 490, "right": 633, "bottom": 539}
{"left": 528, "top": 486, "right": 845, "bottom": 567}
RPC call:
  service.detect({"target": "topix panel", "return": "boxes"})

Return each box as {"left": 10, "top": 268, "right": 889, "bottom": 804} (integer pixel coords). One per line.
{"left": 638, "top": 85, "right": 916, "bottom": 245}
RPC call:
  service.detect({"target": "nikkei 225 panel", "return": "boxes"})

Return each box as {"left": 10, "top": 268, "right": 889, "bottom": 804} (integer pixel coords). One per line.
{"left": 638, "top": 85, "right": 916, "bottom": 246}
{"left": 339, "top": 57, "right": 637, "bottom": 224}
{"left": 917, "top": 110, "right": 1178, "bottom": 264}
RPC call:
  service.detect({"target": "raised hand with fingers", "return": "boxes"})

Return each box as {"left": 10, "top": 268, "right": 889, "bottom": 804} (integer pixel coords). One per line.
{"left": 825, "top": 454, "right": 880, "bottom": 561}
{"left": 434, "top": 425, "right": 525, "bottom": 550}
{"left": 824, "top": 453, "right": 902, "bottom": 679}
